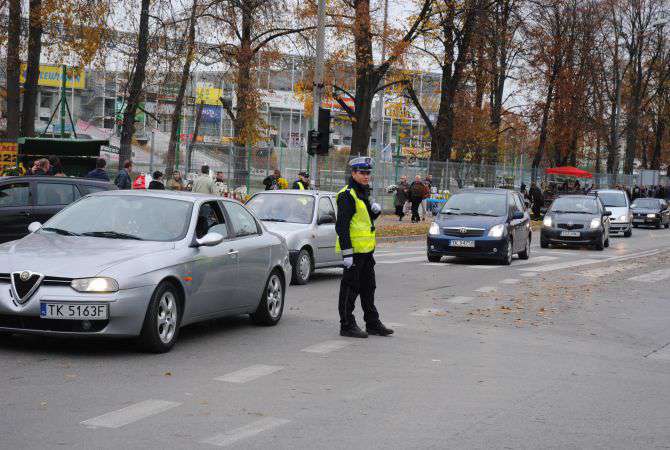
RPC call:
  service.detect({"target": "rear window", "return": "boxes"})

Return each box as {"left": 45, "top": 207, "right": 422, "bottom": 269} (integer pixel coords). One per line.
{"left": 631, "top": 198, "right": 660, "bottom": 208}
{"left": 596, "top": 191, "right": 627, "bottom": 207}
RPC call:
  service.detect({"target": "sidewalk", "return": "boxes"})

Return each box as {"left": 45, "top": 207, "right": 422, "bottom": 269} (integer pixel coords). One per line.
{"left": 376, "top": 213, "right": 431, "bottom": 238}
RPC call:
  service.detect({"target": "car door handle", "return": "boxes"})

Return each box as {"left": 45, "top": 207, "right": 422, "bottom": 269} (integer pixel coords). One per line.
{"left": 227, "top": 250, "right": 239, "bottom": 256}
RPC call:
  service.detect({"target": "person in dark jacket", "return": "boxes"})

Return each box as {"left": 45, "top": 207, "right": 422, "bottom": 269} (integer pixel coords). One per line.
{"left": 408, "top": 175, "right": 427, "bottom": 223}
{"left": 31, "top": 158, "right": 50, "bottom": 176}
{"left": 148, "top": 171, "right": 165, "bottom": 189}
{"left": 115, "top": 160, "right": 133, "bottom": 190}
{"left": 394, "top": 176, "right": 410, "bottom": 221}
{"left": 263, "top": 169, "right": 281, "bottom": 190}
{"left": 335, "top": 157, "right": 393, "bottom": 338}
{"left": 86, "top": 158, "right": 110, "bottom": 181}
{"left": 529, "top": 182, "right": 544, "bottom": 219}
{"left": 292, "top": 171, "right": 310, "bottom": 190}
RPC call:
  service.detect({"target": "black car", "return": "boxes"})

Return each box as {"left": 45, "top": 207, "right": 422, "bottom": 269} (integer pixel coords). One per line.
{"left": 0, "top": 176, "right": 116, "bottom": 243}
{"left": 427, "top": 188, "right": 532, "bottom": 265}
{"left": 631, "top": 198, "right": 670, "bottom": 229}
{"left": 541, "top": 195, "right": 611, "bottom": 250}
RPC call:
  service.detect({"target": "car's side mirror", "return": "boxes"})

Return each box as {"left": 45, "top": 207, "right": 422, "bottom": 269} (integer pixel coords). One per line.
{"left": 27, "top": 222, "right": 42, "bottom": 233}
{"left": 512, "top": 211, "right": 524, "bottom": 220}
{"left": 318, "top": 214, "right": 335, "bottom": 225}
{"left": 604, "top": 210, "right": 612, "bottom": 216}
{"left": 196, "top": 232, "right": 224, "bottom": 247}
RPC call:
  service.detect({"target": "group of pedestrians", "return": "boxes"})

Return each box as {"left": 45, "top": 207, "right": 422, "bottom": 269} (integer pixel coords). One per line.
{"left": 392, "top": 174, "right": 433, "bottom": 222}
{"left": 262, "top": 169, "right": 312, "bottom": 191}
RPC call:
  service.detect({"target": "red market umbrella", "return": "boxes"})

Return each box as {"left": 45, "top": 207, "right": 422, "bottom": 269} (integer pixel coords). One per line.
{"left": 545, "top": 166, "right": 593, "bottom": 179}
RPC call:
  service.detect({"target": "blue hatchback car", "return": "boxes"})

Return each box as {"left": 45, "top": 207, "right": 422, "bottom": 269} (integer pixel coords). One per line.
{"left": 426, "top": 189, "right": 532, "bottom": 265}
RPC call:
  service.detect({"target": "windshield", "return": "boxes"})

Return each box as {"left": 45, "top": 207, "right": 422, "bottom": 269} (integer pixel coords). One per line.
{"left": 597, "top": 192, "right": 627, "bottom": 207}
{"left": 246, "top": 193, "right": 315, "bottom": 224}
{"left": 440, "top": 193, "right": 507, "bottom": 217}
{"left": 41, "top": 195, "right": 193, "bottom": 241}
{"left": 631, "top": 198, "right": 660, "bottom": 209}
{"left": 550, "top": 197, "right": 599, "bottom": 214}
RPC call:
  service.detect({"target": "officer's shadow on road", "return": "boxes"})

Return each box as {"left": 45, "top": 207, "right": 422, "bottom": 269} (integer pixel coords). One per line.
{"left": 297, "top": 269, "right": 343, "bottom": 285}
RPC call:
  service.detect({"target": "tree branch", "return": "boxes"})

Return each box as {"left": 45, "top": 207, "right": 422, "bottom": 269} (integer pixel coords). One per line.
{"left": 252, "top": 26, "right": 316, "bottom": 55}
{"left": 404, "top": 84, "right": 435, "bottom": 138}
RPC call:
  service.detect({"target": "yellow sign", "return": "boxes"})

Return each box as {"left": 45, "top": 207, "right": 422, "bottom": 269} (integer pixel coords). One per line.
{"left": 20, "top": 64, "right": 86, "bottom": 89}
{"left": 196, "top": 85, "right": 223, "bottom": 106}
{"left": 0, "top": 141, "right": 19, "bottom": 171}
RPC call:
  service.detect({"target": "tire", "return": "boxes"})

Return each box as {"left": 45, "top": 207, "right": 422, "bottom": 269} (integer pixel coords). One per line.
{"left": 251, "top": 271, "right": 284, "bottom": 326}
{"left": 656, "top": 222, "right": 662, "bottom": 229}
{"left": 604, "top": 236, "right": 610, "bottom": 248}
{"left": 633, "top": 224, "right": 639, "bottom": 228}
{"left": 665, "top": 223, "right": 669, "bottom": 229}
{"left": 500, "top": 240, "right": 513, "bottom": 265}
{"left": 540, "top": 234, "right": 549, "bottom": 248}
{"left": 594, "top": 233, "right": 605, "bottom": 251}
{"left": 518, "top": 236, "right": 530, "bottom": 260}
{"left": 291, "top": 248, "right": 312, "bottom": 285}
{"left": 624, "top": 228, "right": 632, "bottom": 237}
{"left": 427, "top": 252, "right": 442, "bottom": 263}
{"left": 139, "top": 281, "right": 181, "bottom": 353}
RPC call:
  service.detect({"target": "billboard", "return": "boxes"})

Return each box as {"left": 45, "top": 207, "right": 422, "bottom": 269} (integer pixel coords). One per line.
{"left": 196, "top": 85, "right": 223, "bottom": 105}
{"left": 20, "top": 64, "right": 86, "bottom": 89}
{"left": 201, "top": 105, "right": 222, "bottom": 123}
{"left": 0, "top": 141, "right": 19, "bottom": 171}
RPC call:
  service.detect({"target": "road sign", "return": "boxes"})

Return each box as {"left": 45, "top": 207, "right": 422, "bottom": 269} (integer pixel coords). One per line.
{"left": 0, "top": 141, "right": 18, "bottom": 171}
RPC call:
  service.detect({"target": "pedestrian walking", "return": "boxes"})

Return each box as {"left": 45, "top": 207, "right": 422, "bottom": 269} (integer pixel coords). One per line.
{"left": 31, "top": 158, "right": 50, "bottom": 176}
{"left": 48, "top": 155, "right": 65, "bottom": 176}
{"left": 409, "top": 175, "right": 427, "bottom": 223}
{"left": 292, "top": 171, "right": 311, "bottom": 190}
{"left": 86, "top": 158, "right": 110, "bottom": 181}
{"left": 115, "top": 160, "right": 133, "bottom": 189}
{"left": 167, "top": 171, "right": 184, "bottom": 191}
{"left": 421, "top": 174, "right": 433, "bottom": 220}
{"left": 191, "top": 165, "right": 216, "bottom": 194}
{"left": 336, "top": 157, "right": 393, "bottom": 338}
{"left": 394, "top": 176, "right": 410, "bottom": 221}
{"left": 529, "top": 182, "right": 544, "bottom": 219}
{"left": 148, "top": 171, "right": 165, "bottom": 189}
{"left": 263, "top": 169, "right": 282, "bottom": 190}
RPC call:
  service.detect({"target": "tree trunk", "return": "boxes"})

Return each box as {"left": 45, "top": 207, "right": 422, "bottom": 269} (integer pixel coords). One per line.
{"left": 531, "top": 77, "right": 556, "bottom": 173}
{"left": 5, "top": 0, "right": 22, "bottom": 140}
{"left": 20, "top": 0, "right": 43, "bottom": 138}
{"left": 349, "top": 0, "right": 375, "bottom": 156}
{"left": 187, "top": 101, "right": 204, "bottom": 173}
{"left": 166, "top": 0, "right": 198, "bottom": 175}
{"left": 119, "top": 0, "right": 151, "bottom": 170}
{"left": 650, "top": 109, "right": 664, "bottom": 170}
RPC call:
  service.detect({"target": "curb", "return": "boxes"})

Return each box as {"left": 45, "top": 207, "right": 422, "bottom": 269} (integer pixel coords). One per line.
{"left": 378, "top": 234, "right": 426, "bottom": 243}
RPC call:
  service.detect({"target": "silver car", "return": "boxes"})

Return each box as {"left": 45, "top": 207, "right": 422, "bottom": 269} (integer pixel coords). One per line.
{"left": 246, "top": 190, "right": 341, "bottom": 284}
{"left": 0, "top": 191, "right": 291, "bottom": 353}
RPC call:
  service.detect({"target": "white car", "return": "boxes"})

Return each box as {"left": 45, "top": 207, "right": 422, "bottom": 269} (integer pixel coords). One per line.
{"left": 591, "top": 189, "right": 632, "bottom": 237}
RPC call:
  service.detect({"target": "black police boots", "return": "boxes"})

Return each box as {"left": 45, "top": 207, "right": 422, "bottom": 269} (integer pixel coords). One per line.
{"left": 340, "top": 324, "right": 368, "bottom": 338}
{"left": 366, "top": 322, "right": 394, "bottom": 336}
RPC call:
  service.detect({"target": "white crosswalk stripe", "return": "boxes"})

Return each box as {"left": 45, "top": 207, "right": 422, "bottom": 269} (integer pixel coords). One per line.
{"left": 377, "top": 256, "right": 427, "bottom": 264}
{"left": 215, "top": 365, "right": 284, "bottom": 384}
{"left": 301, "top": 340, "right": 352, "bottom": 354}
{"left": 628, "top": 269, "right": 670, "bottom": 282}
{"left": 200, "top": 417, "right": 290, "bottom": 447}
{"left": 80, "top": 400, "right": 181, "bottom": 429}
{"left": 475, "top": 286, "right": 497, "bottom": 293}
{"left": 520, "top": 259, "right": 601, "bottom": 273}
{"left": 500, "top": 279, "right": 519, "bottom": 284}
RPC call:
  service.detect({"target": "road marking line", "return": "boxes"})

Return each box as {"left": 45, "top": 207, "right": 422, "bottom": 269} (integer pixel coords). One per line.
{"left": 411, "top": 308, "right": 444, "bottom": 317}
{"left": 512, "top": 256, "right": 558, "bottom": 266}
{"left": 301, "top": 340, "right": 352, "bottom": 354}
{"left": 447, "top": 296, "right": 473, "bottom": 304}
{"left": 475, "top": 286, "right": 497, "bottom": 293}
{"left": 424, "top": 262, "right": 445, "bottom": 266}
{"left": 80, "top": 400, "right": 181, "bottom": 429}
{"left": 215, "top": 365, "right": 284, "bottom": 384}
{"left": 500, "top": 278, "right": 519, "bottom": 284}
{"left": 629, "top": 269, "right": 670, "bottom": 282}
{"left": 385, "top": 322, "right": 406, "bottom": 327}
{"left": 377, "top": 256, "right": 427, "bottom": 264}
{"left": 466, "top": 265, "right": 497, "bottom": 269}
{"left": 520, "top": 259, "right": 601, "bottom": 273}
{"left": 200, "top": 417, "right": 290, "bottom": 447}
{"left": 582, "top": 264, "right": 635, "bottom": 278}
{"left": 520, "top": 272, "right": 538, "bottom": 278}
{"left": 375, "top": 250, "right": 426, "bottom": 258}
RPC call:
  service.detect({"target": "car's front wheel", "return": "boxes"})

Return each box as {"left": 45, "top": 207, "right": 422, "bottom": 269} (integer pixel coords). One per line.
{"left": 251, "top": 271, "right": 284, "bottom": 326}
{"left": 291, "top": 248, "right": 312, "bottom": 285}
{"left": 500, "top": 240, "right": 513, "bottom": 265}
{"left": 624, "top": 228, "right": 632, "bottom": 237}
{"left": 139, "top": 281, "right": 181, "bottom": 353}
{"left": 518, "top": 235, "right": 530, "bottom": 260}
{"left": 427, "top": 252, "right": 442, "bottom": 263}
{"left": 594, "top": 232, "right": 605, "bottom": 251}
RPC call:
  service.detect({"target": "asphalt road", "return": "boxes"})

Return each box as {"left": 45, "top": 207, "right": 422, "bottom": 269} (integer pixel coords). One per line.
{"left": 2, "top": 227, "right": 670, "bottom": 449}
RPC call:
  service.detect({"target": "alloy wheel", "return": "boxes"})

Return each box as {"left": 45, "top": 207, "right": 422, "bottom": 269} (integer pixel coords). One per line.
{"left": 157, "top": 291, "right": 177, "bottom": 344}
{"left": 297, "top": 253, "right": 311, "bottom": 282}
{"left": 266, "top": 274, "right": 283, "bottom": 319}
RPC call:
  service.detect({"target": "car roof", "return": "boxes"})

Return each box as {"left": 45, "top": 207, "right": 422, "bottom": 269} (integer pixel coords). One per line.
{"left": 0, "top": 176, "right": 112, "bottom": 186}
{"left": 91, "top": 189, "right": 237, "bottom": 203}
{"left": 250, "top": 189, "right": 337, "bottom": 196}
{"left": 556, "top": 194, "right": 596, "bottom": 199}
{"left": 457, "top": 188, "right": 511, "bottom": 195}
{"left": 592, "top": 189, "right": 625, "bottom": 194}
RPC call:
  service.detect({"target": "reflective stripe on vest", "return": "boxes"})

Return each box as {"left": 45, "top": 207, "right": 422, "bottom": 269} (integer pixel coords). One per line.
{"left": 335, "top": 186, "right": 376, "bottom": 254}
{"left": 297, "top": 181, "right": 305, "bottom": 190}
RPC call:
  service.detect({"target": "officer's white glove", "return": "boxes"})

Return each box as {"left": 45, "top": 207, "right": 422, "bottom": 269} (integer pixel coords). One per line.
{"left": 371, "top": 202, "right": 381, "bottom": 214}
{"left": 342, "top": 257, "right": 354, "bottom": 269}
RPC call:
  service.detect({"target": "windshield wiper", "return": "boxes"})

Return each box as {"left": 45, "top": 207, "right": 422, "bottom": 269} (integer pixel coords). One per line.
{"left": 81, "top": 231, "right": 144, "bottom": 240}
{"left": 41, "top": 227, "right": 80, "bottom": 236}
{"left": 261, "top": 218, "right": 287, "bottom": 222}
{"left": 460, "top": 212, "right": 499, "bottom": 217}
{"left": 561, "top": 211, "right": 591, "bottom": 214}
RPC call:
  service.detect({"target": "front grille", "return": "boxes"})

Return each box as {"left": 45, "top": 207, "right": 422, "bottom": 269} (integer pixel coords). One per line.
{"left": 443, "top": 228, "right": 485, "bottom": 237}
{"left": 557, "top": 223, "right": 584, "bottom": 230}
{"left": 0, "top": 314, "right": 108, "bottom": 332}
{"left": 11, "top": 273, "right": 43, "bottom": 300}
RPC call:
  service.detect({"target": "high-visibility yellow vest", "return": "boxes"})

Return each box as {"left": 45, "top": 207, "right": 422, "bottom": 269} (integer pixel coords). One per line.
{"left": 335, "top": 186, "right": 376, "bottom": 254}
{"left": 296, "top": 181, "right": 305, "bottom": 190}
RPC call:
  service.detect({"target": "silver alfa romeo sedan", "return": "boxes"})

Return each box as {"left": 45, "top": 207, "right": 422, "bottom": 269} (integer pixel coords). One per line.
{"left": 0, "top": 190, "right": 291, "bottom": 353}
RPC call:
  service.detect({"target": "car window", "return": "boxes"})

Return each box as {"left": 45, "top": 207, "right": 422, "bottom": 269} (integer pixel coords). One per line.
{"left": 597, "top": 191, "right": 627, "bottom": 207}
{"left": 246, "top": 193, "right": 315, "bottom": 224}
{"left": 317, "top": 197, "right": 335, "bottom": 222}
{"left": 550, "top": 197, "right": 600, "bottom": 214}
{"left": 224, "top": 202, "right": 260, "bottom": 238}
{"left": 37, "top": 182, "right": 80, "bottom": 206}
{"left": 512, "top": 194, "right": 524, "bottom": 213}
{"left": 0, "top": 182, "right": 30, "bottom": 207}
{"left": 195, "top": 201, "right": 226, "bottom": 239}
{"left": 83, "top": 185, "right": 110, "bottom": 194}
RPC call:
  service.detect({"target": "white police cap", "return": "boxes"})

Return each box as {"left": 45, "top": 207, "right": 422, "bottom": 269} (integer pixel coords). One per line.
{"left": 349, "top": 157, "right": 373, "bottom": 171}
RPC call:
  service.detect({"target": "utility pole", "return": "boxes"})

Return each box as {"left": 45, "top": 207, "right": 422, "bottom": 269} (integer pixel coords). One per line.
{"left": 311, "top": 0, "right": 326, "bottom": 185}
{"left": 375, "top": 0, "right": 390, "bottom": 158}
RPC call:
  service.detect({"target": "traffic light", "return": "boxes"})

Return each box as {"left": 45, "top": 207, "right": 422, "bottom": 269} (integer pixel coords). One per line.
{"left": 317, "top": 107, "right": 331, "bottom": 155}
{"left": 308, "top": 129, "right": 321, "bottom": 156}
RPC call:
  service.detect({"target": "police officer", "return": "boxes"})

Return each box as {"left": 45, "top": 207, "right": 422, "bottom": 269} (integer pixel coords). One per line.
{"left": 292, "top": 171, "right": 310, "bottom": 190}
{"left": 336, "top": 157, "right": 394, "bottom": 338}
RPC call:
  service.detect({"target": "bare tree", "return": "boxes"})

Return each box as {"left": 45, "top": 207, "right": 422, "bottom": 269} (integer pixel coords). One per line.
{"left": 5, "top": 0, "right": 21, "bottom": 140}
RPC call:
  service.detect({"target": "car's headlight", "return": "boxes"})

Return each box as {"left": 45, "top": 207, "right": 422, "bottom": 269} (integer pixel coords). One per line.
{"left": 590, "top": 218, "right": 601, "bottom": 229}
{"left": 429, "top": 222, "right": 441, "bottom": 235}
{"left": 618, "top": 215, "right": 628, "bottom": 222}
{"left": 543, "top": 216, "right": 552, "bottom": 227}
{"left": 488, "top": 223, "right": 505, "bottom": 238}
{"left": 647, "top": 213, "right": 657, "bottom": 218}
{"left": 71, "top": 277, "right": 119, "bottom": 293}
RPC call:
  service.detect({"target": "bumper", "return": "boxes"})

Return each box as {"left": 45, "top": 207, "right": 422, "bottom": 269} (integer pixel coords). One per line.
{"left": 609, "top": 221, "right": 631, "bottom": 233}
{"left": 0, "top": 283, "right": 154, "bottom": 338}
{"left": 541, "top": 227, "right": 602, "bottom": 245}
{"left": 426, "top": 235, "right": 509, "bottom": 259}
{"left": 633, "top": 217, "right": 661, "bottom": 226}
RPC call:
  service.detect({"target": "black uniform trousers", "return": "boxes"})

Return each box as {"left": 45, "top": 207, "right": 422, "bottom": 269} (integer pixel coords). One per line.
{"left": 338, "top": 252, "right": 380, "bottom": 329}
